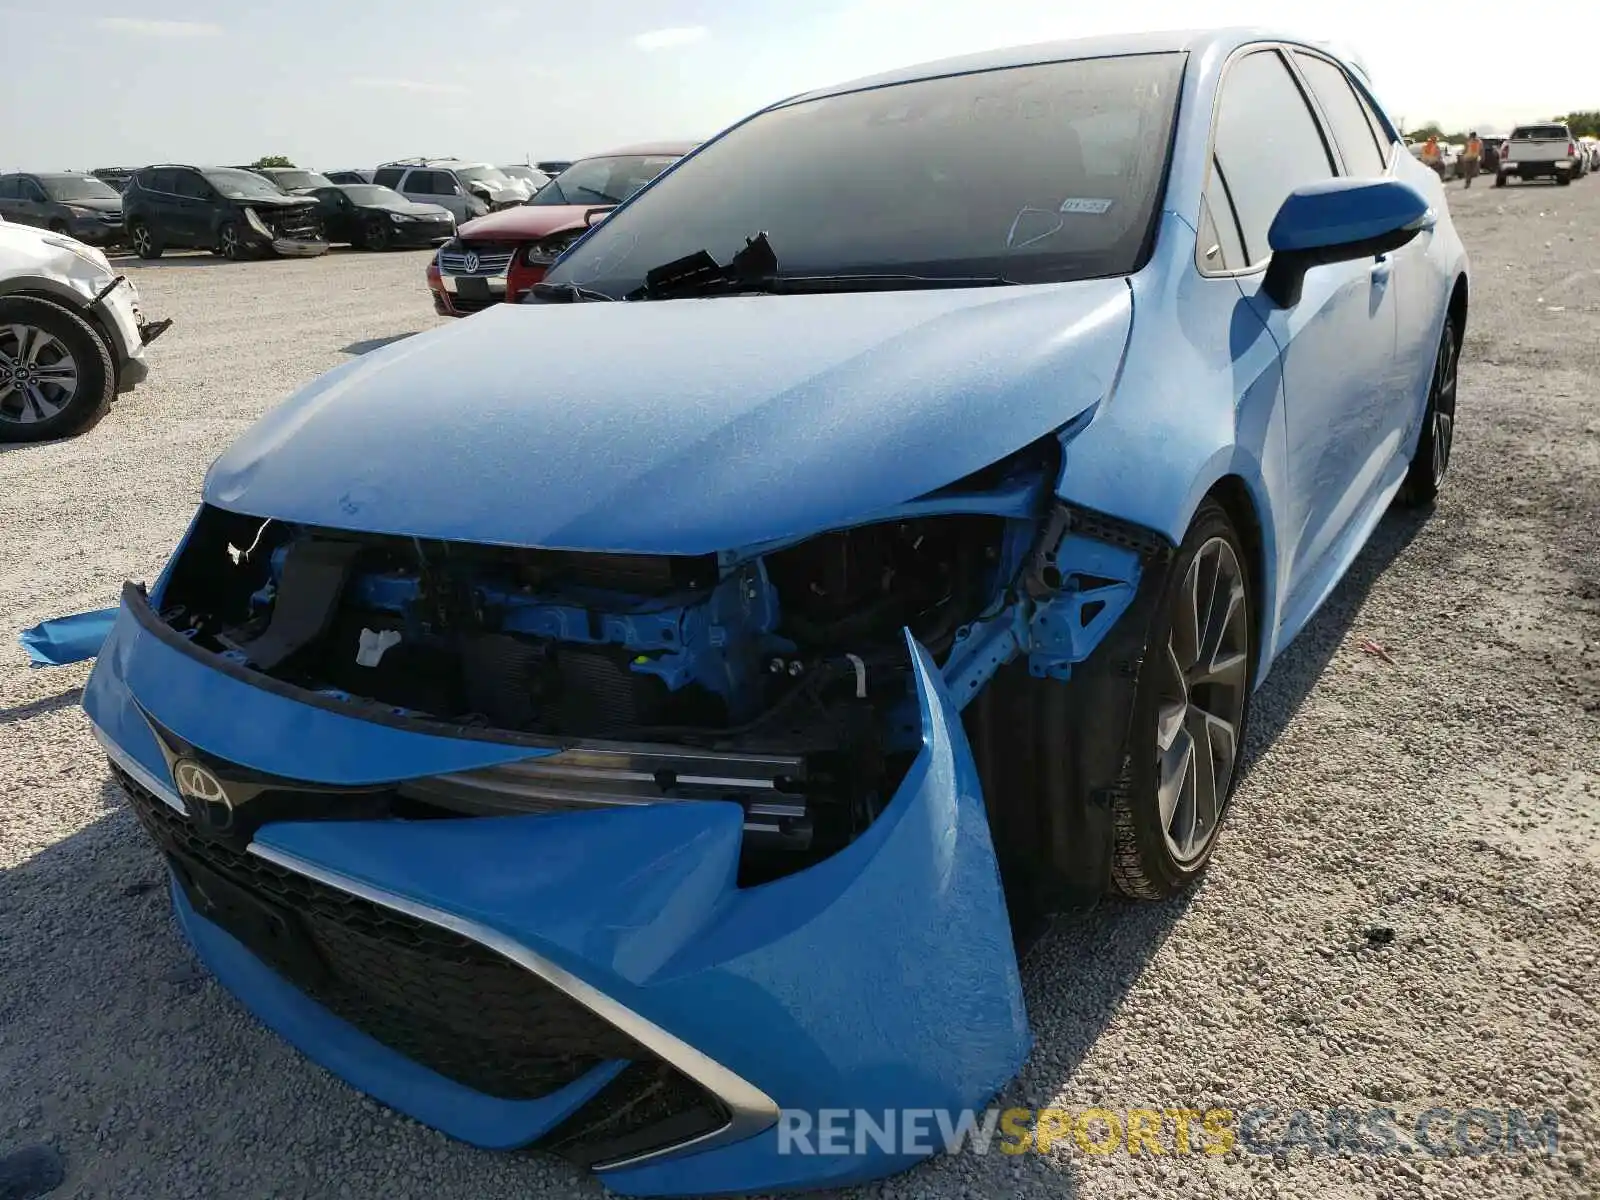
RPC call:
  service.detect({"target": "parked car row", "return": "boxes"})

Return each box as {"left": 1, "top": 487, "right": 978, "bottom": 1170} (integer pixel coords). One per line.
{"left": 5, "top": 154, "right": 570, "bottom": 262}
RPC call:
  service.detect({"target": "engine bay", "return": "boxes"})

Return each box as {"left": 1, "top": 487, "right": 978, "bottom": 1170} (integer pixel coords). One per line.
{"left": 155, "top": 505, "right": 1016, "bottom": 877}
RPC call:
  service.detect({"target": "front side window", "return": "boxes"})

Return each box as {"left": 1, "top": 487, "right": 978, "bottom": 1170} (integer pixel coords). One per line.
{"left": 545, "top": 51, "right": 1185, "bottom": 296}
{"left": 373, "top": 167, "right": 405, "bottom": 188}
{"left": 1211, "top": 50, "right": 1335, "bottom": 265}
{"left": 0, "top": 177, "right": 18, "bottom": 200}
{"left": 1292, "top": 53, "right": 1387, "bottom": 177}
{"left": 175, "top": 171, "right": 214, "bottom": 200}
{"left": 20, "top": 178, "right": 48, "bottom": 203}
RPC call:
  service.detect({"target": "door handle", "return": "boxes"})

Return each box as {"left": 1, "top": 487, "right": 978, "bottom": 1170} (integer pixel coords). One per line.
{"left": 1371, "top": 255, "right": 1392, "bottom": 283}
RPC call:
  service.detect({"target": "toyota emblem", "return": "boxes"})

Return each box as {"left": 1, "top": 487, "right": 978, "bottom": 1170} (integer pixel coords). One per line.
{"left": 463, "top": 251, "right": 480, "bottom": 273}
{"left": 173, "top": 759, "right": 235, "bottom": 831}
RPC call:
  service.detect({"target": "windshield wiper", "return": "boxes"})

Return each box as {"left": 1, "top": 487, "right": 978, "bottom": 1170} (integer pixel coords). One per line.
{"left": 528, "top": 282, "right": 616, "bottom": 303}
{"left": 628, "top": 232, "right": 1020, "bottom": 300}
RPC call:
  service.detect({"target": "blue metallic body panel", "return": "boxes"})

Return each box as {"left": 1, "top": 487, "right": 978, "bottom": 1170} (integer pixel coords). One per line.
{"left": 202, "top": 282, "right": 1129, "bottom": 554}
{"left": 83, "top": 603, "right": 550, "bottom": 787}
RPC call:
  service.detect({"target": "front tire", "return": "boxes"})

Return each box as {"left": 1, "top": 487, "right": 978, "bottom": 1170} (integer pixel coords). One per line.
{"left": 365, "top": 218, "right": 391, "bottom": 251}
{"left": 1110, "top": 500, "right": 1253, "bottom": 899}
{"left": 0, "top": 297, "right": 115, "bottom": 443}
{"left": 218, "top": 222, "right": 244, "bottom": 260}
{"left": 129, "top": 221, "right": 163, "bottom": 259}
{"left": 1399, "top": 316, "right": 1459, "bottom": 506}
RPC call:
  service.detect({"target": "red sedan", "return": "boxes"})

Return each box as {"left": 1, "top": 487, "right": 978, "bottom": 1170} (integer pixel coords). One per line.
{"left": 427, "top": 142, "right": 694, "bottom": 316}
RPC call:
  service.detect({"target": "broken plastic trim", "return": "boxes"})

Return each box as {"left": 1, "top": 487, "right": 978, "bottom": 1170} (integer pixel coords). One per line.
{"left": 18, "top": 606, "right": 118, "bottom": 667}
{"left": 940, "top": 503, "right": 1153, "bottom": 703}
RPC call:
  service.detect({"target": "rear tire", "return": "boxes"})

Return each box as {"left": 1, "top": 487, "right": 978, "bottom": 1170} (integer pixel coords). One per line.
{"left": 0, "top": 297, "right": 115, "bottom": 443}
{"left": 1557, "top": 172, "right": 1572, "bottom": 186}
{"left": 129, "top": 221, "right": 163, "bottom": 259}
{"left": 1109, "top": 499, "right": 1253, "bottom": 900}
{"left": 1494, "top": 172, "right": 1507, "bottom": 187}
{"left": 1399, "top": 316, "right": 1459, "bottom": 506}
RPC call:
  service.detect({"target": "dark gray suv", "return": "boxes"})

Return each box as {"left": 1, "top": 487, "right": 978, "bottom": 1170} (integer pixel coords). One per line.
{"left": 0, "top": 173, "right": 125, "bottom": 245}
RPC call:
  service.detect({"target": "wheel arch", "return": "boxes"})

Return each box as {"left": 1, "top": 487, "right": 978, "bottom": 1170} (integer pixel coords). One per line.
{"left": 1447, "top": 272, "right": 1468, "bottom": 337}
{"left": 1201, "top": 473, "right": 1270, "bottom": 687}
{"left": 0, "top": 285, "right": 123, "bottom": 373}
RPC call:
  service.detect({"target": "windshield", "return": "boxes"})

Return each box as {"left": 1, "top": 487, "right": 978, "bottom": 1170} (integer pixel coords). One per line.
{"left": 340, "top": 185, "right": 409, "bottom": 206}
{"left": 501, "top": 165, "right": 550, "bottom": 187}
{"left": 545, "top": 53, "right": 1183, "bottom": 296}
{"left": 530, "top": 155, "right": 682, "bottom": 207}
{"left": 42, "top": 175, "right": 121, "bottom": 202}
{"left": 269, "top": 169, "right": 333, "bottom": 190}
{"left": 205, "top": 168, "right": 293, "bottom": 200}
{"left": 455, "top": 165, "right": 511, "bottom": 186}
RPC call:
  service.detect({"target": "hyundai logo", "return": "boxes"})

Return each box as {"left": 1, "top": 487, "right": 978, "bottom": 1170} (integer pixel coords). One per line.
{"left": 463, "top": 251, "right": 480, "bottom": 273}
{"left": 173, "top": 759, "right": 235, "bottom": 832}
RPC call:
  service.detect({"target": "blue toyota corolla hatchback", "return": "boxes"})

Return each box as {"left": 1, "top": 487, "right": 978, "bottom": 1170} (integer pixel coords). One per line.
{"left": 73, "top": 28, "right": 1465, "bottom": 1195}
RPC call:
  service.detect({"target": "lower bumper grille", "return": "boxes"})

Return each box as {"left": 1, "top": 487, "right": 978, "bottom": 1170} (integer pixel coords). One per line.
{"left": 113, "top": 764, "right": 638, "bottom": 1100}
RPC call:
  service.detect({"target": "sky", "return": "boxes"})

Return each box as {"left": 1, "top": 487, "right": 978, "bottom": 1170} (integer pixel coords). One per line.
{"left": 2, "top": 0, "right": 1594, "bottom": 172}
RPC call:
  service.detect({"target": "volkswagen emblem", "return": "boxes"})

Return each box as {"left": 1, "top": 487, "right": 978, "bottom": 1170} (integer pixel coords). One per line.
{"left": 463, "top": 250, "right": 480, "bottom": 274}
{"left": 173, "top": 759, "right": 234, "bottom": 832}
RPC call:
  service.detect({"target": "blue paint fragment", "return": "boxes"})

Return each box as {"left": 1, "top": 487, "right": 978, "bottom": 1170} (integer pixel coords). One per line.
{"left": 17, "top": 607, "right": 118, "bottom": 668}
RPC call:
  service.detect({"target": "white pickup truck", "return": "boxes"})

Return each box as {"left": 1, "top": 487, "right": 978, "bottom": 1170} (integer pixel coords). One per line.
{"left": 1497, "top": 123, "right": 1580, "bottom": 186}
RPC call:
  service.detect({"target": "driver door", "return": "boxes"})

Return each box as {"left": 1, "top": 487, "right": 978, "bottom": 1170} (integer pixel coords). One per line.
{"left": 1210, "top": 48, "right": 1399, "bottom": 624}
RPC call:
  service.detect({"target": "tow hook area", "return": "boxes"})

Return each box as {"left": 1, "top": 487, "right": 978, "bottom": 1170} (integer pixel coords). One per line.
{"left": 942, "top": 504, "right": 1144, "bottom": 701}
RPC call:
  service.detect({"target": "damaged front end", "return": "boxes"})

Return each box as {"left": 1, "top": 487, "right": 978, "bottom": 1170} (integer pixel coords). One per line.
{"left": 79, "top": 436, "right": 1159, "bottom": 1193}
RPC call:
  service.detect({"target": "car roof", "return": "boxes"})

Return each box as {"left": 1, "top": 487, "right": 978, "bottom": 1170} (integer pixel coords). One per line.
{"left": 786, "top": 27, "right": 1339, "bottom": 103}
{"left": 577, "top": 141, "right": 698, "bottom": 161}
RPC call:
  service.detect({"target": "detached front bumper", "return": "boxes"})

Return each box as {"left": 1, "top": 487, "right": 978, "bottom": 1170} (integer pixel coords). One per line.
{"left": 268, "top": 237, "right": 331, "bottom": 258}
{"left": 84, "top": 591, "right": 1030, "bottom": 1195}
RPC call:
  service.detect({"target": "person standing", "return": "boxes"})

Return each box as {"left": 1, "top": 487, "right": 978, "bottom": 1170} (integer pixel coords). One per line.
{"left": 1421, "top": 135, "right": 1443, "bottom": 176}
{"left": 1460, "top": 131, "right": 1483, "bottom": 187}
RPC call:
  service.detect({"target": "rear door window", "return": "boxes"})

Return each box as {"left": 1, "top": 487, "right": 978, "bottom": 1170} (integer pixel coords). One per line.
{"left": 1511, "top": 125, "right": 1568, "bottom": 140}
{"left": 1291, "top": 53, "right": 1387, "bottom": 176}
{"left": 1212, "top": 49, "right": 1337, "bottom": 265}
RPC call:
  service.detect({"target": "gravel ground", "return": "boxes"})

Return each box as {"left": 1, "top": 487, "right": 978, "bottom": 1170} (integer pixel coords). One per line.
{"left": 1, "top": 178, "right": 1597, "bottom": 1200}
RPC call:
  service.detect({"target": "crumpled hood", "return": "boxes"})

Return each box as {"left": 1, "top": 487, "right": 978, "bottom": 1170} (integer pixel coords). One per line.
{"left": 457, "top": 204, "right": 588, "bottom": 242}
{"left": 205, "top": 280, "right": 1132, "bottom": 553}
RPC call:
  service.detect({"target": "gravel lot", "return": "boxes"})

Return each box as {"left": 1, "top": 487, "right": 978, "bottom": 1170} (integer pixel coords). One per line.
{"left": 2, "top": 180, "right": 1598, "bottom": 1200}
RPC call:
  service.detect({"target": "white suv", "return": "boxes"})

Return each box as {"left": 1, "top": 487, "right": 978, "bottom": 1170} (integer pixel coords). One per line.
{"left": 0, "top": 217, "right": 168, "bottom": 441}
{"left": 372, "top": 160, "right": 532, "bottom": 223}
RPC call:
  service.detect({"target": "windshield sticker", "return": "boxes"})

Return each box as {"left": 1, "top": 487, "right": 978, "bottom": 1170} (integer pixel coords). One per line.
{"left": 1059, "top": 197, "right": 1114, "bottom": 214}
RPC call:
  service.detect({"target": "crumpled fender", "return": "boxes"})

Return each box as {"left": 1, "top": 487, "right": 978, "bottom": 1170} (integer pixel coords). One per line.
{"left": 86, "top": 599, "right": 1031, "bottom": 1194}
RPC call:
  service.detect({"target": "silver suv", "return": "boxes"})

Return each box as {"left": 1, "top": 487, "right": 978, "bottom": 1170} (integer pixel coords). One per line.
{"left": 372, "top": 160, "right": 531, "bottom": 222}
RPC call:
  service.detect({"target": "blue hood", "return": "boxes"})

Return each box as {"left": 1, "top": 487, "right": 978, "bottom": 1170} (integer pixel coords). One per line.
{"left": 206, "top": 282, "right": 1132, "bottom": 553}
